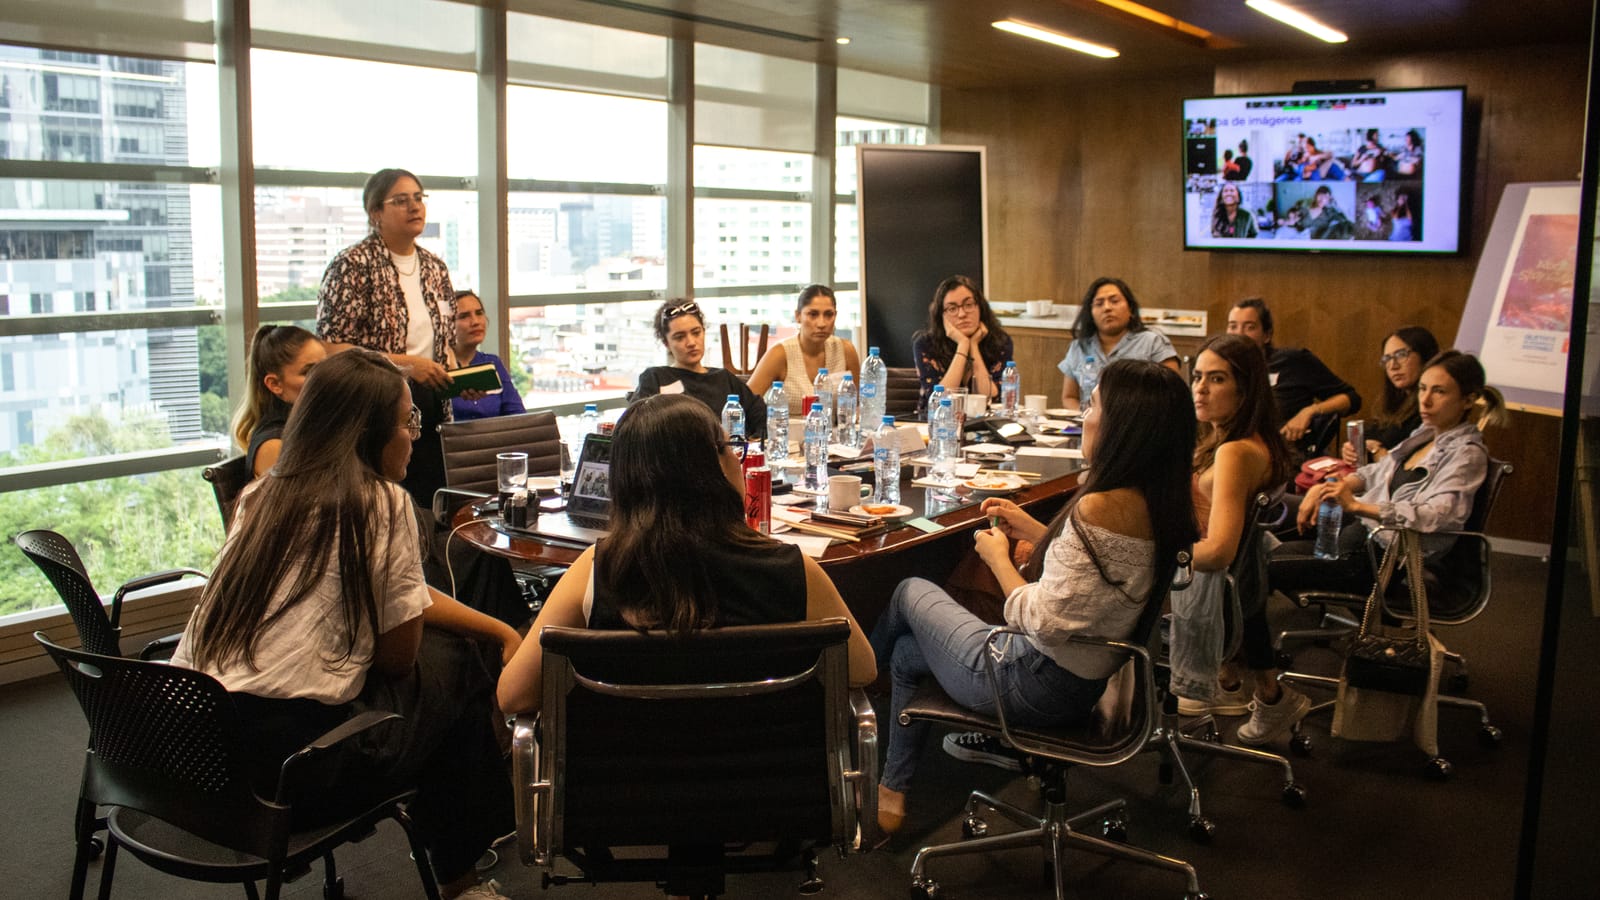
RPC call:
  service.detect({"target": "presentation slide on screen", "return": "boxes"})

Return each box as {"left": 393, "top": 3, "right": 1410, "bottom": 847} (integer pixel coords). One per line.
{"left": 1182, "top": 88, "right": 1464, "bottom": 253}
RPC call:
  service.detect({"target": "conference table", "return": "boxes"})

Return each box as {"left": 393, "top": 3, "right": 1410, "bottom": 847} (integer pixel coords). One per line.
{"left": 452, "top": 452, "right": 1087, "bottom": 629}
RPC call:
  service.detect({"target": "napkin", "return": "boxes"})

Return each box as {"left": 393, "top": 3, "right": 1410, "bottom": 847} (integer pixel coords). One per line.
{"left": 1018, "top": 445, "right": 1084, "bottom": 459}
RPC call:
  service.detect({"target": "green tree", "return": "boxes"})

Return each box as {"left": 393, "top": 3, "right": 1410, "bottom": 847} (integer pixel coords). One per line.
{"left": 200, "top": 392, "right": 232, "bottom": 436}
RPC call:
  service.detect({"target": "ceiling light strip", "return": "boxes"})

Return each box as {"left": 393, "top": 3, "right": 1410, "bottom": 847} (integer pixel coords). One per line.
{"left": 992, "top": 20, "right": 1119, "bottom": 59}
{"left": 1244, "top": 0, "right": 1348, "bottom": 44}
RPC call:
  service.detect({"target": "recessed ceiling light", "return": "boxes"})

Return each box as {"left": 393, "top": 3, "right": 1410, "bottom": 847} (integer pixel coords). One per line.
{"left": 1245, "top": 0, "right": 1347, "bottom": 44}
{"left": 992, "top": 19, "right": 1119, "bottom": 59}
{"left": 836, "top": 37, "right": 851, "bottom": 45}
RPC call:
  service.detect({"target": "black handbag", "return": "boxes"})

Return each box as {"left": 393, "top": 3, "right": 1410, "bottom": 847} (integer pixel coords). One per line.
{"left": 1343, "top": 529, "right": 1433, "bottom": 695}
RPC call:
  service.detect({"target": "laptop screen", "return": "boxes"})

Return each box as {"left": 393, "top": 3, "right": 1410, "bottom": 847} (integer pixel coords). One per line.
{"left": 569, "top": 433, "right": 613, "bottom": 520}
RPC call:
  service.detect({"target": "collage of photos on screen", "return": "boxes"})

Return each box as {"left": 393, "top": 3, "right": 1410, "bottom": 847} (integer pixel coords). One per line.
{"left": 1184, "top": 120, "right": 1424, "bottom": 243}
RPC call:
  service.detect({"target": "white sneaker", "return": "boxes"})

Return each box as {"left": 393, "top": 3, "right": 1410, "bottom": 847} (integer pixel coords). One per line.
{"left": 1175, "top": 682, "right": 1252, "bottom": 717}
{"left": 1235, "top": 687, "right": 1312, "bottom": 746}
{"left": 453, "top": 879, "right": 512, "bottom": 900}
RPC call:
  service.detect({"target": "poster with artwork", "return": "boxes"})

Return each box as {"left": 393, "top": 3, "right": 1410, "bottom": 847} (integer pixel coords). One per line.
{"left": 1458, "top": 183, "right": 1596, "bottom": 415}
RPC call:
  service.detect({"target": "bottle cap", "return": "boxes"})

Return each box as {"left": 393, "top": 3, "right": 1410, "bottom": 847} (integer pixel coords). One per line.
{"left": 772, "top": 381, "right": 783, "bottom": 389}
{"left": 811, "top": 403, "right": 823, "bottom": 412}
{"left": 842, "top": 374, "right": 853, "bottom": 382}
{"left": 727, "top": 394, "right": 739, "bottom": 402}
{"left": 818, "top": 367, "right": 829, "bottom": 375}
{"left": 869, "top": 346, "right": 880, "bottom": 355}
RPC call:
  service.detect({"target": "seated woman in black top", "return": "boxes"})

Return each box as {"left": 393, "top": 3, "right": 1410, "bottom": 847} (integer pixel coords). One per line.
{"left": 232, "top": 324, "right": 327, "bottom": 478}
{"left": 631, "top": 298, "right": 766, "bottom": 439}
{"left": 1341, "top": 326, "right": 1439, "bottom": 465}
{"left": 498, "top": 393, "right": 873, "bottom": 715}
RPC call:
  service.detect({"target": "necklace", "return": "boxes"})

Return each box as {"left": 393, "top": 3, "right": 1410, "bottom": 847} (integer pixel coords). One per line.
{"left": 389, "top": 249, "right": 418, "bottom": 277}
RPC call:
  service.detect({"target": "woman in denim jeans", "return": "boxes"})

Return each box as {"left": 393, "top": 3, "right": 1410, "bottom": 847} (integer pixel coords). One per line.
{"left": 871, "top": 360, "right": 1197, "bottom": 836}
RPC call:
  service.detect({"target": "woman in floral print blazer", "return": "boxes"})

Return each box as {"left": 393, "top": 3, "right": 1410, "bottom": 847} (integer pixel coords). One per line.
{"left": 317, "top": 167, "right": 460, "bottom": 503}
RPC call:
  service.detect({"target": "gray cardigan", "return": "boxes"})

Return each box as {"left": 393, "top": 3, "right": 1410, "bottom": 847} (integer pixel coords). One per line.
{"left": 1353, "top": 420, "right": 1488, "bottom": 559}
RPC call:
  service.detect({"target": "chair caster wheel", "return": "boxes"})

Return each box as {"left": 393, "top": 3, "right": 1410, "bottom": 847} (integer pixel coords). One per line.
{"left": 1101, "top": 817, "right": 1128, "bottom": 843}
{"left": 1289, "top": 732, "right": 1313, "bottom": 757}
{"left": 1479, "top": 725, "right": 1503, "bottom": 748}
{"left": 961, "top": 815, "right": 988, "bottom": 839}
{"left": 1426, "top": 757, "right": 1453, "bottom": 780}
{"left": 87, "top": 837, "right": 104, "bottom": 860}
{"left": 1188, "top": 816, "right": 1215, "bottom": 844}
{"left": 910, "top": 878, "right": 943, "bottom": 899}
{"left": 1281, "top": 782, "right": 1308, "bottom": 809}
{"left": 323, "top": 875, "right": 345, "bottom": 900}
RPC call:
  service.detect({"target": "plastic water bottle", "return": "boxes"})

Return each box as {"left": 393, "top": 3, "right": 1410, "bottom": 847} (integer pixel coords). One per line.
{"left": 813, "top": 367, "right": 834, "bottom": 429}
{"left": 803, "top": 402, "right": 830, "bottom": 491}
{"left": 929, "top": 397, "right": 959, "bottom": 483}
{"left": 721, "top": 394, "right": 745, "bottom": 441}
{"left": 570, "top": 403, "right": 600, "bottom": 473}
{"left": 763, "top": 380, "right": 789, "bottom": 465}
{"left": 1000, "top": 360, "right": 1020, "bottom": 416}
{"left": 1313, "top": 478, "right": 1343, "bottom": 559}
{"left": 873, "top": 415, "right": 901, "bottom": 505}
{"left": 929, "top": 383, "right": 946, "bottom": 416}
{"left": 1078, "top": 356, "right": 1101, "bottom": 409}
{"left": 860, "top": 346, "right": 887, "bottom": 428}
{"left": 836, "top": 374, "right": 859, "bottom": 449}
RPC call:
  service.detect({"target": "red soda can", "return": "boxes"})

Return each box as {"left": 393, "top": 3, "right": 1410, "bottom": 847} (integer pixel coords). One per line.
{"left": 802, "top": 394, "right": 818, "bottom": 414}
{"left": 744, "top": 445, "right": 772, "bottom": 535}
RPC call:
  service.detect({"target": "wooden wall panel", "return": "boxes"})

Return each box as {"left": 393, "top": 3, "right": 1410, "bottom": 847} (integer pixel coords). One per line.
{"left": 939, "top": 43, "right": 1587, "bottom": 544}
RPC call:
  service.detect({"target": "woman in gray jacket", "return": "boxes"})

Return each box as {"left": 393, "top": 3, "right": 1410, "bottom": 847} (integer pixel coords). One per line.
{"left": 1270, "top": 350, "right": 1505, "bottom": 595}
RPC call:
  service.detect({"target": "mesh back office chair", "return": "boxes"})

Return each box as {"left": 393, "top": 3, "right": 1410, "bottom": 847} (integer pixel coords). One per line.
{"left": 35, "top": 632, "right": 441, "bottom": 900}
{"left": 897, "top": 553, "right": 1208, "bottom": 900}
{"left": 14, "top": 529, "right": 209, "bottom": 894}
{"left": 719, "top": 322, "right": 770, "bottom": 377}
{"left": 1277, "top": 460, "right": 1513, "bottom": 777}
{"left": 513, "top": 619, "right": 877, "bottom": 898}
{"left": 202, "top": 454, "right": 251, "bottom": 530}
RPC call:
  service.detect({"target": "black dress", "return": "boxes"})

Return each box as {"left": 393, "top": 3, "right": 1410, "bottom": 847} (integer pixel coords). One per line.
{"left": 245, "top": 397, "right": 292, "bottom": 476}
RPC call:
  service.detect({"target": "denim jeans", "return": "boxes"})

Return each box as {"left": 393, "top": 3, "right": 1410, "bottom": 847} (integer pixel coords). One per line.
{"left": 872, "top": 577, "right": 1107, "bottom": 793}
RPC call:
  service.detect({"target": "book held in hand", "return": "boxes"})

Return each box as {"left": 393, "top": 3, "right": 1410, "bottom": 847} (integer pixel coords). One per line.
{"left": 442, "top": 362, "right": 503, "bottom": 398}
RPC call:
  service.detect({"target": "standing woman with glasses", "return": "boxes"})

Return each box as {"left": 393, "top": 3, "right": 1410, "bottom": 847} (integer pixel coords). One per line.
{"left": 1342, "top": 326, "right": 1440, "bottom": 465}
{"left": 746, "top": 283, "right": 862, "bottom": 416}
{"left": 631, "top": 298, "right": 767, "bottom": 439}
{"left": 317, "top": 167, "right": 469, "bottom": 505}
{"left": 911, "top": 275, "right": 1012, "bottom": 412}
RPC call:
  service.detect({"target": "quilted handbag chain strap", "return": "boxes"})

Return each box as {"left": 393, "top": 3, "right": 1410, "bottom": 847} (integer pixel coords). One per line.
{"left": 1356, "top": 529, "right": 1429, "bottom": 652}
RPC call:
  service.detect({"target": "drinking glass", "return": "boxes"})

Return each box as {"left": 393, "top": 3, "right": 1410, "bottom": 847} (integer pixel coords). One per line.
{"left": 497, "top": 452, "right": 529, "bottom": 495}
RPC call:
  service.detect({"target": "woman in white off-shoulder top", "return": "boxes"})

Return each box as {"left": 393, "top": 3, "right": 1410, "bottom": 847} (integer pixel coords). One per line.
{"left": 869, "top": 359, "right": 1198, "bottom": 836}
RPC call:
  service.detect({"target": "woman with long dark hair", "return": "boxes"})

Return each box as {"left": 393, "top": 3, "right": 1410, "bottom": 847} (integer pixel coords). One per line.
{"left": 497, "top": 393, "right": 874, "bottom": 714}
{"left": 872, "top": 360, "right": 1197, "bottom": 834}
{"left": 173, "top": 349, "right": 522, "bottom": 900}
{"left": 1171, "top": 334, "right": 1302, "bottom": 746}
{"left": 1342, "top": 326, "right": 1440, "bottom": 465}
{"left": 747, "top": 283, "right": 862, "bottom": 416}
{"left": 911, "top": 275, "right": 1012, "bottom": 412}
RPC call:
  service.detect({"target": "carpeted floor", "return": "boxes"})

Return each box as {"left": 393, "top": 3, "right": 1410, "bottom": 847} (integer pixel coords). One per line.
{"left": 0, "top": 553, "right": 1563, "bottom": 899}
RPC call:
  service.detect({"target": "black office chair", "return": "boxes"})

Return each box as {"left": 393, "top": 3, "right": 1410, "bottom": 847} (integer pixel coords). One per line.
{"left": 438, "top": 410, "right": 562, "bottom": 496}
{"left": 1153, "top": 492, "right": 1305, "bottom": 843}
{"left": 884, "top": 367, "right": 921, "bottom": 418}
{"left": 35, "top": 632, "right": 441, "bottom": 900}
{"left": 512, "top": 619, "right": 878, "bottom": 898}
{"left": 202, "top": 454, "right": 251, "bottom": 530}
{"left": 897, "top": 553, "right": 1209, "bottom": 900}
{"left": 13, "top": 528, "right": 204, "bottom": 660}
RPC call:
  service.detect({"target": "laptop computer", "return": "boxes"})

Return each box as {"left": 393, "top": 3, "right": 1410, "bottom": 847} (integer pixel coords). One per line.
{"left": 506, "top": 432, "right": 613, "bottom": 545}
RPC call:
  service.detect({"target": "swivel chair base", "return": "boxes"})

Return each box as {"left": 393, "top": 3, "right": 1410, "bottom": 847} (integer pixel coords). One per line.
{"left": 907, "top": 769, "right": 1206, "bottom": 900}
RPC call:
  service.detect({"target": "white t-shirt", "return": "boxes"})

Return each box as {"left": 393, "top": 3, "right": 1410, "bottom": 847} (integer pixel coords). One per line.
{"left": 390, "top": 250, "right": 433, "bottom": 358}
{"left": 171, "top": 480, "right": 433, "bottom": 704}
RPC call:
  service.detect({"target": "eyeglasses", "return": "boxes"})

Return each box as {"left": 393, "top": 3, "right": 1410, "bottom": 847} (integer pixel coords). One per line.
{"left": 401, "top": 406, "right": 422, "bottom": 439}
{"left": 383, "top": 192, "right": 428, "bottom": 209}
{"left": 1380, "top": 348, "right": 1414, "bottom": 366}
{"left": 943, "top": 299, "right": 978, "bottom": 316}
{"left": 662, "top": 300, "right": 701, "bottom": 323}
{"left": 720, "top": 440, "right": 749, "bottom": 461}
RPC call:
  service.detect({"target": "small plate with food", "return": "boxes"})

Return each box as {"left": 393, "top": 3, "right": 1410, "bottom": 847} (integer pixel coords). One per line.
{"left": 961, "top": 474, "right": 1030, "bottom": 494}
{"left": 850, "top": 503, "right": 914, "bottom": 519}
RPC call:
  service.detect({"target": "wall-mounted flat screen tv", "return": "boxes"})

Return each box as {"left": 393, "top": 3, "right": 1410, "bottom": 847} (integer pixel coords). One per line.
{"left": 1182, "top": 87, "right": 1465, "bottom": 254}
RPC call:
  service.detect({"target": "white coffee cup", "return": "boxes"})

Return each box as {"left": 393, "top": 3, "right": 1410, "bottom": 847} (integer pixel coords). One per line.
{"left": 1026, "top": 299, "right": 1054, "bottom": 317}
{"left": 1024, "top": 393, "right": 1048, "bottom": 414}
{"left": 828, "top": 474, "right": 863, "bottom": 511}
{"left": 963, "top": 393, "right": 989, "bottom": 419}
